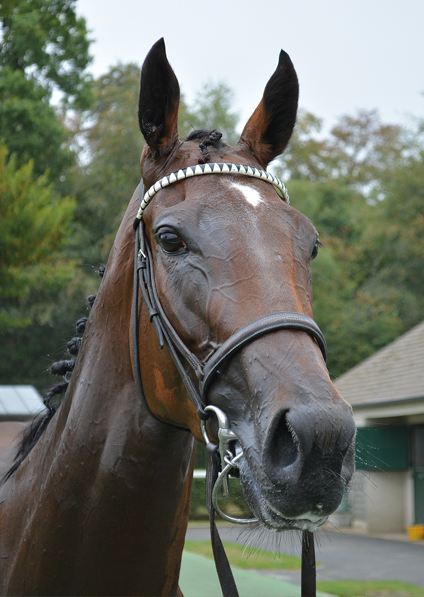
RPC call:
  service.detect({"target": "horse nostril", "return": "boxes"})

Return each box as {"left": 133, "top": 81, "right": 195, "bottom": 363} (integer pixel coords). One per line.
{"left": 267, "top": 410, "right": 299, "bottom": 470}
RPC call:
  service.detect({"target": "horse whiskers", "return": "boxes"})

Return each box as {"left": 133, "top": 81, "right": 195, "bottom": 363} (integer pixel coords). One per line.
{"left": 240, "top": 525, "right": 303, "bottom": 561}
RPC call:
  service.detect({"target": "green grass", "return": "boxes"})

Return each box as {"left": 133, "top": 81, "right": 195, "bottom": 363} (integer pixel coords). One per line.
{"left": 183, "top": 542, "right": 424, "bottom": 596}
{"left": 183, "top": 540, "right": 302, "bottom": 570}
{"left": 316, "top": 580, "right": 424, "bottom": 597}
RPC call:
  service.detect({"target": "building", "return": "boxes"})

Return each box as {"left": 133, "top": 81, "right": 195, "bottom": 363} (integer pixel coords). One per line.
{"left": 0, "top": 385, "right": 44, "bottom": 478}
{"left": 334, "top": 321, "right": 424, "bottom": 533}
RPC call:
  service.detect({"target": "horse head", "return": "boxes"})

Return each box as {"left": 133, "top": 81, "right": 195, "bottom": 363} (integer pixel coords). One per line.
{"left": 136, "top": 39, "right": 355, "bottom": 533}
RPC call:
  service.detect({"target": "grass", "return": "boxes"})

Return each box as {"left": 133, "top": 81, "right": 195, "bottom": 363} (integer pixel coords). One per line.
{"left": 184, "top": 541, "right": 424, "bottom": 597}
{"left": 183, "top": 540, "right": 302, "bottom": 570}
{"left": 184, "top": 541, "right": 424, "bottom": 596}
{"left": 316, "top": 580, "right": 424, "bottom": 597}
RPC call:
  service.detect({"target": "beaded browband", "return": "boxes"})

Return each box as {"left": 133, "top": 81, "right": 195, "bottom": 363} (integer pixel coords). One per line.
{"left": 134, "top": 162, "right": 290, "bottom": 221}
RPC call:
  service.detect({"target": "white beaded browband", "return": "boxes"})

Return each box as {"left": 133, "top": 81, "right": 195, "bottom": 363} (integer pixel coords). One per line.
{"left": 135, "top": 162, "right": 290, "bottom": 221}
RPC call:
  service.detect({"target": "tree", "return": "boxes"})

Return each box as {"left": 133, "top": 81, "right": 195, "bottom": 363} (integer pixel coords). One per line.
{"left": 0, "top": 2, "right": 93, "bottom": 388}
{"left": 0, "top": 143, "right": 77, "bottom": 331}
{"left": 0, "top": 0, "right": 92, "bottom": 106}
{"left": 278, "top": 109, "right": 406, "bottom": 193}
{"left": 69, "top": 63, "right": 144, "bottom": 265}
{"left": 180, "top": 82, "right": 240, "bottom": 144}
{"left": 0, "top": 66, "right": 74, "bottom": 180}
{"left": 0, "top": 0, "right": 92, "bottom": 179}
{"left": 279, "top": 110, "right": 423, "bottom": 377}
{"left": 354, "top": 147, "right": 424, "bottom": 330}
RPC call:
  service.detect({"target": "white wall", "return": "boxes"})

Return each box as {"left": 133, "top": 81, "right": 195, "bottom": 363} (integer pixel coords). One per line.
{"left": 351, "top": 470, "right": 409, "bottom": 533}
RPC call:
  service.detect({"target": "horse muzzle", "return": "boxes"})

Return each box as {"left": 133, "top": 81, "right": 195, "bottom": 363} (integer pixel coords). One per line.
{"left": 240, "top": 399, "right": 355, "bottom": 531}
{"left": 202, "top": 399, "right": 355, "bottom": 531}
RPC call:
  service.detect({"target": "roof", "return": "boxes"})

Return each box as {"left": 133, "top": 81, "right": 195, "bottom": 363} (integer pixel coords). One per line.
{"left": 0, "top": 385, "right": 44, "bottom": 418}
{"left": 334, "top": 320, "right": 424, "bottom": 407}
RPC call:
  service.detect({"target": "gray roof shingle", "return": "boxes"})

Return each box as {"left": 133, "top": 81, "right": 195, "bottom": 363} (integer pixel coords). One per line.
{"left": 334, "top": 321, "right": 424, "bottom": 406}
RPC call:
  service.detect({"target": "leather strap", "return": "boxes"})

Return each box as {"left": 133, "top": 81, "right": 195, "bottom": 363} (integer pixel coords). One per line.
{"left": 206, "top": 443, "right": 239, "bottom": 597}
{"left": 302, "top": 530, "right": 316, "bottom": 597}
{"left": 200, "top": 312, "right": 327, "bottom": 398}
{"left": 134, "top": 222, "right": 208, "bottom": 420}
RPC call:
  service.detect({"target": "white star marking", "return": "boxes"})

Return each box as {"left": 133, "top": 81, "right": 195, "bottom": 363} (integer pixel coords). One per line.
{"left": 230, "top": 181, "right": 264, "bottom": 207}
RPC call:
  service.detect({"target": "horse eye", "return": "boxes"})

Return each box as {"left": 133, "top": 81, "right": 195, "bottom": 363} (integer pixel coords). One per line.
{"left": 311, "top": 239, "right": 322, "bottom": 260}
{"left": 158, "top": 230, "right": 186, "bottom": 253}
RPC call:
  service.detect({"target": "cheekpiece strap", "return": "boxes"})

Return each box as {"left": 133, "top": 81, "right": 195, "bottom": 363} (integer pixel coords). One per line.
{"left": 134, "top": 162, "right": 289, "bottom": 222}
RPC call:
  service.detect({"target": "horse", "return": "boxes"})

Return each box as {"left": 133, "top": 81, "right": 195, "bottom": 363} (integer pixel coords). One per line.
{"left": 0, "top": 39, "right": 355, "bottom": 596}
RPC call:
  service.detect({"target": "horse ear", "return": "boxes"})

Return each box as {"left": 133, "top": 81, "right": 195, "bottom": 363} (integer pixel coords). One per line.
{"left": 238, "top": 50, "right": 299, "bottom": 168}
{"left": 138, "top": 38, "right": 180, "bottom": 157}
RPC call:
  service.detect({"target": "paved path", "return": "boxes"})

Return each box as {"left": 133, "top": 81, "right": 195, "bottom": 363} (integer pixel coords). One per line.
{"left": 180, "top": 552, "right": 329, "bottom": 597}
{"left": 185, "top": 524, "right": 424, "bottom": 588}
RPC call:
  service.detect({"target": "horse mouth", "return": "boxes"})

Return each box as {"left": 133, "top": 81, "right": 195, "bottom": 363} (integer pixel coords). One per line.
{"left": 236, "top": 450, "right": 337, "bottom": 533}
{"left": 258, "top": 499, "right": 328, "bottom": 532}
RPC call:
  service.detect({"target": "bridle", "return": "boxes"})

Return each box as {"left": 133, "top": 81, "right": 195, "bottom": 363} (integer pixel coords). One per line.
{"left": 132, "top": 162, "right": 324, "bottom": 597}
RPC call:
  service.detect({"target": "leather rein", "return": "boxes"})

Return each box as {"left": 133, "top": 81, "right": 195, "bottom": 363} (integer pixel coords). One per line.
{"left": 132, "top": 163, "right": 325, "bottom": 597}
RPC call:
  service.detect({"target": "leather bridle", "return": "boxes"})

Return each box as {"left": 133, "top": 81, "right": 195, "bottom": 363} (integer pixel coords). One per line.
{"left": 132, "top": 165, "right": 325, "bottom": 597}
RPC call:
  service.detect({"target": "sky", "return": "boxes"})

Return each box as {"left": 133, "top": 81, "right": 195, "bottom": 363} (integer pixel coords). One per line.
{"left": 77, "top": 0, "right": 424, "bottom": 133}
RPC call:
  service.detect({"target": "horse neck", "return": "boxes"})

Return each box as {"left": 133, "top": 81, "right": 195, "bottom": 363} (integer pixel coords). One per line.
{"left": 1, "top": 198, "right": 196, "bottom": 596}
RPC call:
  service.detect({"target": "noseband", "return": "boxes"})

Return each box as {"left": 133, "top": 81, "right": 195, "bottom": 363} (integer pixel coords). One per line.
{"left": 132, "top": 162, "right": 324, "bottom": 597}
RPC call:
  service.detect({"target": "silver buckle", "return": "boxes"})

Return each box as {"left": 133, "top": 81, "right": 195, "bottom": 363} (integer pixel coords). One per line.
{"left": 201, "top": 405, "right": 258, "bottom": 525}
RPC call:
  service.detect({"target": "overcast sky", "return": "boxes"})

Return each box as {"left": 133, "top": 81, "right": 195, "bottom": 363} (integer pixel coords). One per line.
{"left": 77, "top": 0, "right": 424, "bottom": 132}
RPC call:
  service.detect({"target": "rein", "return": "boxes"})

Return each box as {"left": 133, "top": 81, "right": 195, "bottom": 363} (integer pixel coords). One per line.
{"left": 133, "top": 164, "right": 324, "bottom": 597}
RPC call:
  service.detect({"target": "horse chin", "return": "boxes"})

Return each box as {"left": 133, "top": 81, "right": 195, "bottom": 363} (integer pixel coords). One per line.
{"left": 255, "top": 500, "right": 328, "bottom": 532}
{"left": 238, "top": 457, "right": 330, "bottom": 533}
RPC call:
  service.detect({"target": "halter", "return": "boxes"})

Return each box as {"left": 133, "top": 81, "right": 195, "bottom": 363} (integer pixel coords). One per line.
{"left": 132, "top": 162, "right": 322, "bottom": 597}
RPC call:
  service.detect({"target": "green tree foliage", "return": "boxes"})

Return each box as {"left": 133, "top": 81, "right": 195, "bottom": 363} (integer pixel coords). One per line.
{"left": 0, "top": 1, "right": 93, "bottom": 388}
{"left": 0, "top": 0, "right": 92, "bottom": 178}
{"left": 179, "top": 82, "right": 240, "bottom": 144}
{"left": 355, "top": 147, "right": 424, "bottom": 328}
{"left": 69, "top": 63, "right": 144, "bottom": 264}
{"left": 0, "top": 143, "right": 98, "bottom": 388}
{"left": 0, "top": 144, "right": 76, "bottom": 330}
{"left": 0, "top": 0, "right": 92, "bottom": 105}
{"left": 277, "top": 109, "right": 423, "bottom": 376}
{"left": 279, "top": 109, "right": 405, "bottom": 189}
{"left": 0, "top": 66, "right": 74, "bottom": 179}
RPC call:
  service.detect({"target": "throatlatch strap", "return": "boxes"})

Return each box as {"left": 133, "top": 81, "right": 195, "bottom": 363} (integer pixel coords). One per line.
{"left": 301, "top": 530, "right": 316, "bottom": 597}
{"left": 206, "top": 443, "right": 239, "bottom": 597}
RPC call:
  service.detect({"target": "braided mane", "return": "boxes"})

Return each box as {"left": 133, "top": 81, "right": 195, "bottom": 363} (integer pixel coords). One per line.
{"left": 2, "top": 266, "right": 105, "bottom": 482}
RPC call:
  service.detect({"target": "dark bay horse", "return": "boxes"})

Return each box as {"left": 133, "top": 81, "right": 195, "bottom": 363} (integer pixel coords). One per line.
{"left": 0, "top": 39, "right": 355, "bottom": 596}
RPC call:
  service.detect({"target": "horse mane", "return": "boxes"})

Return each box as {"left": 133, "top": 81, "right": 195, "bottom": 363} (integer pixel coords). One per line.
{"left": 2, "top": 266, "right": 106, "bottom": 483}
{"left": 185, "top": 129, "right": 223, "bottom": 164}
{"left": 3, "top": 129, "right": 220, "bottom": 482}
